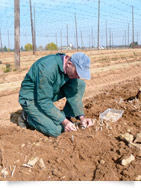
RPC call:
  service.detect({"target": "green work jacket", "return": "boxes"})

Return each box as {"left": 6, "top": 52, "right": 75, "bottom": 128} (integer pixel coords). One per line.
{"left": 19, "top": 53, "right": 84, "bottom": 125}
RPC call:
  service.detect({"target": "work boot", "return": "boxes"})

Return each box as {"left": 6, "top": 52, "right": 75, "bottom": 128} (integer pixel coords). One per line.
{"left": 18, "top": 111, "right": 29, "bottom": 128}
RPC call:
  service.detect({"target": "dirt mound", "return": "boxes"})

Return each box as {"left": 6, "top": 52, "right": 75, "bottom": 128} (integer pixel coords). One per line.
{"left": 0, "top": 50, "right": 141, "bottom": 181}
{"left": 0, "top": 77, "right": 141, "bottom": 181}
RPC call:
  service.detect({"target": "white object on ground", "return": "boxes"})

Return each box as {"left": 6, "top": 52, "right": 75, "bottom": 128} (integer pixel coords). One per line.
{"left": 121, "top": 154, "right": 135, "bottom": 166}
{"left": 99, "top": 108, "right": 124, "bottom": 122}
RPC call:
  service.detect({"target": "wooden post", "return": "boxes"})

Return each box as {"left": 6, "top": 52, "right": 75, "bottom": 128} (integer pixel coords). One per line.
{"left": 128, "top": 23, "right": 129, "bottom": 47}
{"left": 97, "top": 0, "right": 100, "bottom": 49}
{"left": 8, "top": 30, "right": 10, "bottom": 50}
{"left": 125, "top": 30, "right": 126, "bottom": 47}
{"left": 106, "top": 21, "right": 107, "bottom": 48}
{"left": 34, "top": 4, "right": 36, "bottom": 52}
{"left": 75, "top": 13, "right": 78, "bottom": 51}
{"left": 29, "top": 0, "right": 35, "bottom": 54}
{"left": 66, "top": 24, "right": 68, "bottom": 49}
{"left": 91, "top": 27, "right": 93, "bottom": 48}
{"left": 56, "top": 33, "right": 58, "bottom": 51}
{"left": 137, "top": 32, "right": 138, "bottom": 44}
{"left": 112, "top": 33, "right": 113, "bottom": 48}
{"left": 80, "top": 31, "right": 82, "bottom": 49}
{"left": 0, "top": 29, "right": 3, "bottom": 52}
{"left": 132, "top": 6, "right": 134, "bottom": 48}
{"left": 60, "top": 29, "right": 62, "bottom": 52}
{"left": 14, "top": 0, "right": 20, "bottom": 69}
{"left": 109, "top": 29, "right": 111, "bottom": 48}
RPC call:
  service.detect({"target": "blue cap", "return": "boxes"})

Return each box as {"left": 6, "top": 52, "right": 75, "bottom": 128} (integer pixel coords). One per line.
{"left": 71, "top": 52, "right": 91, "bottom": 80}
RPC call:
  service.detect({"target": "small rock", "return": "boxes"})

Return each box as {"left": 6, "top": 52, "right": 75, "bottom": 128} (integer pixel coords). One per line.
{"left": 61, "top": 176, "right": 66, "bottom": 180}
{"left": 71, "top": 135, "right": 74, "bottom": 142}
{"left": 21, "top": 144, "right": 25, "bottom": 148}
{"left": 119, "top": 133, "right": 134, "bottom": 144}
{"left": 129, "top": 142, "right": 141, "bottom": 150}
{"left": 39, "top": 158, "right": 46, "bottom": 169}
{"left": 134, "top": 133, "right": 141, "bottom": 143}
{"left": 127, "top": 129, "right": 131, "bottom": 133}
{"left": 23, "top": 156, "right": 39, "bottom": 168}
{"left": 135, "top": 175, "right": 141, "bottom": 181}
{"left": 35, "top": 142, "right": 41, "bottom": 147}
{"left": 100, "top": 160, "right": 105, "bottom": 165}
{"left": 121, "top": 154, "right": 135, "bottom": 166}
{"left": 1, "top": 168, "right": 9, "bottom": 178}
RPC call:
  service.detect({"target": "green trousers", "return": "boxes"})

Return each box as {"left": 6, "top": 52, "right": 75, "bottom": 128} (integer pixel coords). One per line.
{"left": 20, "top": 80, "right": 85, "bottom": 137}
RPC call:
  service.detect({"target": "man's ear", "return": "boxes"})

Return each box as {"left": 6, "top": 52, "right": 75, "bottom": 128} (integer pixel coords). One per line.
{"left": 64, "top": 55, "right": 70, "bottom": 62}
{"left": 67, "top": 60, "right": 73, "bottom": 66}
{"left": 65, "top": 55, "right": 69, "bottom": 59}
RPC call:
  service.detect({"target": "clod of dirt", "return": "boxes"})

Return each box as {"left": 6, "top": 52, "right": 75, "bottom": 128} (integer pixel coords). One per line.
{"left": 39, "top": 158, "right": 46, "bottom": 169}
{"left": 119, "top": 133, "right": 134, "bottom": 144}
{"left": 23, "top": 156, "right": 39, "bottom": 168}
{"left": 135, "top": 175, "right": 141, "bottom": 181}
{"left": 129, "top": 142, "right": 141, "bottom": 150}
{"left": 134, "top": 133, "right": 141, "bottom": 143}
{"left": 119, "top": 132, "right": 141, "bottom": 150}
{"left": 124, "top": 88, "right": 141, "bottom": 102}
{"left": 21, "top": 143, "right": 25, "bottom": 148}
{"left": 100, "top": 160, "right": 105, "bottom": 165}
{"left": 74, "top": 118, "right": 96, "bottom": 130}
{"left": 1, "top": 168, "right": 9, "bottom": 178}
{"left": 71, "top": 135, "right": 74, "bottom": 142}
{"left": 121, "top": 154, "right": 135, "bottom": 166}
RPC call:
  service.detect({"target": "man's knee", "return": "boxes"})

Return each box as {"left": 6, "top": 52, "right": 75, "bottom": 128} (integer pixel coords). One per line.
{"left": 48, "top": 129, "right": 63, "bottom": 137}
{"left": 28, "top": 117, "right": 64, "bottom": 137}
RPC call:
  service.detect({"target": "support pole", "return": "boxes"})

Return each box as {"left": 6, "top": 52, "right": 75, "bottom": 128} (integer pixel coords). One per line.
{"left": 125, "top": 30, "right": 126, "bottom": 47}
{"left": 97, "top": 0, "right": 100, "bottom": 49}
{"left": 0, "top": 29, "right": 3, "bottom": 52}
{"left": 60, "top": 29, "right": 62, "bottom": 52}
{"left": 14, "top": 0, "right": 20, "bottom": 69}
{"left": 128, "top": 23, "right": 129, "bottom": 47}
{"left": 106, "top": 21, "right": 107, "bottom": 48}
{"left": 66, "top": 24, "right": 68, "bottom": 49}
{"left": 75, "top": 13, "right": 78, "bottom": 51}
{"left": 91, "top": 27, "right": 93, "bottom": 48}
{"left": 109, "top": 29, "right": 111, "bottom": 48}
{"left": 56, "top": 33, "right": 58, "bottom": 51}
{"left": 132, "top": 6, "right": 134, "bottom": 48}
{"left": 34, "top": 4, "right": 36, "bottom": 52}
{"left": 29, "top": 0, "right": 35, "bottom": 54}
{"left": 8, "top": 30, "right": 10, "bottom": 50}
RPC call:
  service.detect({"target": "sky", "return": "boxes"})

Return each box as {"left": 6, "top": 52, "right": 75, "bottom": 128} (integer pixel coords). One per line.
{"left": 0, "top": 0, "right": 141, "bottom": 49}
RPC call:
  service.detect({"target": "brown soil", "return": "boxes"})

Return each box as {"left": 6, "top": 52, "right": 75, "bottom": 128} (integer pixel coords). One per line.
{"left": 0, "top": 49, "right": 141, "bottom": 181}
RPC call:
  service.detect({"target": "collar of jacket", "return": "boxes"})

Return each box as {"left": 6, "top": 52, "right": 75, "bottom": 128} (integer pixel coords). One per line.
{"left": 56, "top": 53, "right": 66, "bottom": 73}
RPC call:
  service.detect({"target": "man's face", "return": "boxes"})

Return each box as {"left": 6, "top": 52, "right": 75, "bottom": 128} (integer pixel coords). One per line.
{"left": 66, "top": 60, "right": 80, "bottom": 79}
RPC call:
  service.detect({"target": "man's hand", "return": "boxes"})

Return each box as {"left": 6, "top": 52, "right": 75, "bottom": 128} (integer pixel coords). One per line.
{"left": 62, "top": 118, "right": 77, "bottom": 132}
{"left": 79, "top": 116, "right": 94, "bottom": 128}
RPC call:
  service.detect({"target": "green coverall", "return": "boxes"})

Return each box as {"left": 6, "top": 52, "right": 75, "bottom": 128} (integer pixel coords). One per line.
{"left": 19, "top": 53, "right": 86, "bottom": 137}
